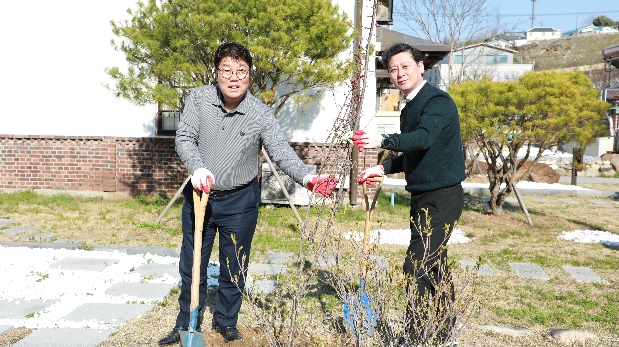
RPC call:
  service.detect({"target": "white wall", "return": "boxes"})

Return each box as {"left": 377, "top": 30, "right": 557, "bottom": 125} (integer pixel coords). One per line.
{"left": 1, "top": 0, "right": 374, "bottom": 140}
{"left": 1, "top": 1, "right": 158, "bottom": 137}
{"left": 276, "top": 0, "right": 377, "bottom": 143}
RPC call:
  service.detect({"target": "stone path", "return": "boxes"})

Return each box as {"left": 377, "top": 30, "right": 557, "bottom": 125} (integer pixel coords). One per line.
{"left": 2, "top": 194, "right": 618, "bottom": 346}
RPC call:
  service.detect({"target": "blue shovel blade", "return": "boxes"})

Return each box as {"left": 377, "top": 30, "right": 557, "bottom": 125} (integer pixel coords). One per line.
{"left": 179, "top": 330, "right": 206, "bottom": 347}
{"left": 342, "top": 279, "right": 378, "bottom": 336}
{"left": 179, "top": 308, "right": 206, "bottom": 347}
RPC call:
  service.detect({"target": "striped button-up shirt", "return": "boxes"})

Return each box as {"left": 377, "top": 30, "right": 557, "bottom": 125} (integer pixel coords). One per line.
{"left": 175, "top": 85, "right": 309, "bottom": 191}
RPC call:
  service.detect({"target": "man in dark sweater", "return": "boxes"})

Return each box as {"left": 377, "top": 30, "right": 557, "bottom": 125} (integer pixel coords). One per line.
{"left": 353, "top": 42, "right": 465, "bottom": 345}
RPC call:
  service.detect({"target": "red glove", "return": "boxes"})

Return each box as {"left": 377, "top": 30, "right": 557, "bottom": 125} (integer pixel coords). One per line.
{"left": 357, "top": 165, "right": 384, "bottom": 186}
{"left": 191, "top": 168, "right": 215, "bottom": 193}
{"left": 352, "top": 129, "right": 382, "bottom": 149}
{"left": 304, "top": 175, "right": 339, "bottom": 197}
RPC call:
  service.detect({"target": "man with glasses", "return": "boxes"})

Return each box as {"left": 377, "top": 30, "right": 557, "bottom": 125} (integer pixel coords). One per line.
{"left": 159, "top": 42, "right": 337, "bottom": 345}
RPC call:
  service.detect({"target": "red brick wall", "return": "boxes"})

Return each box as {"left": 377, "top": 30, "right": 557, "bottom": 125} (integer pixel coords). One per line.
{"left": 0, "top": 135, "right": 377, "bottom": 198}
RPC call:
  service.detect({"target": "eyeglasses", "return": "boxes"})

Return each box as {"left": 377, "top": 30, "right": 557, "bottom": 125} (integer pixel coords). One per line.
{"left": 217, "top": 67, "right": 249, "bottom": 80}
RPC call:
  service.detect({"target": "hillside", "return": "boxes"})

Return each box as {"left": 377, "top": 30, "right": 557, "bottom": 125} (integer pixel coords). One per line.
{"left": 514, "top": 33, "right": 619, "bottom": 71}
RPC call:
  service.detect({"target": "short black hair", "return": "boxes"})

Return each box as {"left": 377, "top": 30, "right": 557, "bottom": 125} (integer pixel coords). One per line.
{"left": 214, "top": 42, "right": 253, "bottom": 69}
{"left": 382, "top": 43, "right": 424, "bottom": 67}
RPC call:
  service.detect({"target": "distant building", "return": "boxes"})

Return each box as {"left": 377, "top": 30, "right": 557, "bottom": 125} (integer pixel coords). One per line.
{"left": 423, "top": 43, "right": 534, "bottom": 90}
{"left": 564, "top": 25, "right": 619, "bottom": 36}
{"left": 526, "top": 27, "right": 562, "bottom": 41}
{"left": 486, "top": 32, "right": 528, "bottom": 47}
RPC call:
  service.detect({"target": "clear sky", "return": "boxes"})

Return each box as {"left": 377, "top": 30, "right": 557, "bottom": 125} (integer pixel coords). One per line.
{"left": 391, "top": 0, "right": 619, "bottom": 35}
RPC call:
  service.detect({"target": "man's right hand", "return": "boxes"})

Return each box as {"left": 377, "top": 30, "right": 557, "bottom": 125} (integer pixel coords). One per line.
{"left": 191, "top": 168, "right": 215, "bottom": 193}
{"left": 357, "top": 165, "right": 384, "bottom": 186}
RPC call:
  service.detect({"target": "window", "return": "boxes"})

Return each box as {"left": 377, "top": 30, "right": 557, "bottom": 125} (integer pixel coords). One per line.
{"left": 156, "top": 110, "right": 181, "bottom": 136}
{"left": 486, "top": 55, "right": 508, "bottom": 64}
{"left": 454, "top": 55, "right": 464, "bottom": 63}
{"left": 377, "top": 124, "right": 397, "bottom": 135}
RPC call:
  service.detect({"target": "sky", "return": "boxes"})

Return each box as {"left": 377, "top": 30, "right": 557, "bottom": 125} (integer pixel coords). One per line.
{"left": 391, "top": 0, "right": 619, "bottom": 35}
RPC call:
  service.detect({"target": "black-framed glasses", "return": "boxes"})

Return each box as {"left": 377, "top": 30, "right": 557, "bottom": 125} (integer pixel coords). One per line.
{"left": 217, "top": 67, "right": 249, "bottom": 80}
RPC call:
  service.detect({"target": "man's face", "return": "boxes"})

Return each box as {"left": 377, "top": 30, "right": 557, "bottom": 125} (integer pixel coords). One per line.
{"left": 216, "top": 57, "right": 250, "bottom": 109}
{"left": 388, "top": 51, "right": 424, "bottom": 96}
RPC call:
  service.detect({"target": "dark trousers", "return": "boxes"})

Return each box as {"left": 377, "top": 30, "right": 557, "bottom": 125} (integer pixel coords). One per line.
{"left": 175, "top": 179, "right": 260, "bottom": 329}
{"left": 403, "top": 183, "right": 464, "bottom": 343}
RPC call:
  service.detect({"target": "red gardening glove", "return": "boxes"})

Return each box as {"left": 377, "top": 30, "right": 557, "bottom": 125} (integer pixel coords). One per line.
{"left": 352, "top": 129, "right": 382, "bottom": 149}
{"left": 304, "top": 175, "right": 339, "bottom": 197}
{"left": 191, "top": 168, "right": 215, "bottom": 193}
{"left": 357, "top": 165, "right": 384, "bottom": 186}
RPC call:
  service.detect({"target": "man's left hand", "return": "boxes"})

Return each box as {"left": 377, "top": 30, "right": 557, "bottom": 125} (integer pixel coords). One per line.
{"left": 303, "top": 175, "right": 339, "bottom": 197}
{"left": 352, "top": 129, "right": 382, "bottom": 149}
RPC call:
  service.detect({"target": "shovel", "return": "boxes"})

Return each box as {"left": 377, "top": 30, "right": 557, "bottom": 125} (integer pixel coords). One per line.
{"left": 343, "top": 176, "right": 384, "bottom": 336}
{"left": 179, "top": 188, "right": 209, "bottom": 347}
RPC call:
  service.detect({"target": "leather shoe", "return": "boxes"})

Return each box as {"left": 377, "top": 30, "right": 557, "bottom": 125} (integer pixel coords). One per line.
{"left": 215, "top": 325, "right": 243, "bottom": 342}
{"left": 158, "top": 327, "right": 184, "bottom": 346}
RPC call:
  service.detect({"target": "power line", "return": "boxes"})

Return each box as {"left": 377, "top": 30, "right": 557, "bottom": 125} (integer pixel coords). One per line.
{"left": 393, "top": 10, "right": 619, "bottom": 17}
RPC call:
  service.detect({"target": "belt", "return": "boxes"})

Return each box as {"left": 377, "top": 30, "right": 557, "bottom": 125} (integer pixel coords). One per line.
{"left": 209, "top": 179, "right": 255, "bottom": 197}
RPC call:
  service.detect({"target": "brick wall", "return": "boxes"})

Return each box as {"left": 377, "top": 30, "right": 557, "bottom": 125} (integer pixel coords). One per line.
{"left": 0, "top": 135, "right": 377, "bottom": 199}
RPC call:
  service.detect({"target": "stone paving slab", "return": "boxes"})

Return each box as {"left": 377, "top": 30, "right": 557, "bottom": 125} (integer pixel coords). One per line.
{"left": 587, "top": 199, "right": 611, "bottom": 206}
{"left": 27, "top": 232, "right": 58, "bottom": 241}
{"left": 533, "top": 198, "right": 550, "bottom": 203}
{"left": 559, "top": 198, "right": 579, "bottom": 204}
{"left": 50, "top": 257, "right": 120, "bottom": 271}
{"left": 316, "top": 253, "right": 337, "bottom": 267}
{"left": 459, "top": 260, "right": 494, "bottom": 276}
{"left": 0, "top": 299, "right": 58, "bottom": 319}
{"left": 248, "top": 263, "right": 286, "bottom": 275}
{"left": 253, "top": 280, "right": 278, "bottom": 294}
{"left": 11, "top": 328, "right": 116, "bottom": 347}
{"left": 510, "top": 263, "right": 551, "bottom": 280}
{"left": 52, "top": 239, "right": 81, "bottom": 244}
{"left": 368, "top": 255, "right": 389, "bottom": 270}
{"left": 0, "top": 219, "right": 17, "bottom": 228}
{"left": 63, "top": 303, "right": 155, "bottom": 324}
{"left": 481, "top": 325, "right": 532, "bottom": 337}
{"left": 1, "top": 226, "right": 38, "bottom": 235}
{"left": 125, "top": 246, "right": 179, "bottom": 257}
{"left": 562, "top": 266, "right": 608, "bottom": 284}
{"left": 134, "top": 263, "right": 178, "bottom": 278}
{"left": 264, "top": 252, "right": 294, "bottom": 264}
{"left": 505, "top": 197, "right": 518, "bottom": 205}
{"left": 105, "top": 282, "right": 176, "bottom": 300}
{"left": 0, "top": 325, "right": 12, "bottom": 335}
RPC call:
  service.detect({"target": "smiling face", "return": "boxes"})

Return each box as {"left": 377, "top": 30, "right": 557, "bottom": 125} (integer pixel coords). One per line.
{"left": 388, "top": 51, "right": 424, "bottom": 96}
{"left": 217, "top": 57, "right": 250, "bottom": 111}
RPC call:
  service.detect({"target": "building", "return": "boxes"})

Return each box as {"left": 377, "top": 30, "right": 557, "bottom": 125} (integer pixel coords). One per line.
{"left": 422, "top": 43, "right": 534, "bottom": 90}
{"left": 2, "top": 0, "right": 433, "bottom": 200}
{"left": 371, "top": 27, "right": 450, "bottom": 134}
{"left": 525, "top": 27, "right": 562, "bottom": 41}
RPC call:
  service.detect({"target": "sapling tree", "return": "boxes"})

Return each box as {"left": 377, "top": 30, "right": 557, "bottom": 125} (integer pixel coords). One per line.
{"left": 450, "top": 71, "right": 610, "bottom": 215}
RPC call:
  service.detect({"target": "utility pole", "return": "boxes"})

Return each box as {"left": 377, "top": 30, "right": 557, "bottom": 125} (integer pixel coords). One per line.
{"left": 530, "top": 0, "right": 537, "bottom": 29}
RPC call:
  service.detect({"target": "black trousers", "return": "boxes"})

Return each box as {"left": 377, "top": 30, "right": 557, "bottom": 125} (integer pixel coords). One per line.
{"left": 403, "top": 183, "right": 464, "bottom": 343}
{"left": 175, "top": 179, "right": 260, "bottom": 329}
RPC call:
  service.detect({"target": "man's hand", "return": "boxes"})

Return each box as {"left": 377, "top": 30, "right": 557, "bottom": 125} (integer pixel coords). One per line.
{"left": 357, "top": 165, "right": 384, "bottom": 186}
{"left": 191, "top": 168, "right": 215, "bottom": 193}
{"left": 303, "top": 175, "right": 339, "bottom": 197}
{"left": 352, "top": 129, "right": 382, "bottom": 149}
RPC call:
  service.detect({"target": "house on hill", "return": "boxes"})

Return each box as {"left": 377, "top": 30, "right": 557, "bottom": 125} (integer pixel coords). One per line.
{"left": 526, "top": 27, "right": 562, "bottom": 41}
{"left": 423, "top": 42, "right": 534, "bottom": 90}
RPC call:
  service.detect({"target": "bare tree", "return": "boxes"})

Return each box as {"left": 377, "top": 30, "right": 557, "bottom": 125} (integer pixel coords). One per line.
{"left": 395, "top": 0, "right": 509, "bottom": 87}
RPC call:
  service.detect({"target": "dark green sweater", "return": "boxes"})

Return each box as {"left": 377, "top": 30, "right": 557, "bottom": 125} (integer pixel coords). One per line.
{"left": 381, "top": 83, "right": 466, "bottom": 193}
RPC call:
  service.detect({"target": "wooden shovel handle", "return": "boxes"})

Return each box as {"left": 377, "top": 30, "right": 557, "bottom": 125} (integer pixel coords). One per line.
{"left": 361, "top": 176, "right": 383, "bottom": 278}
{"left": 190, "top": 189, "right": 209, "bottom": 314}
